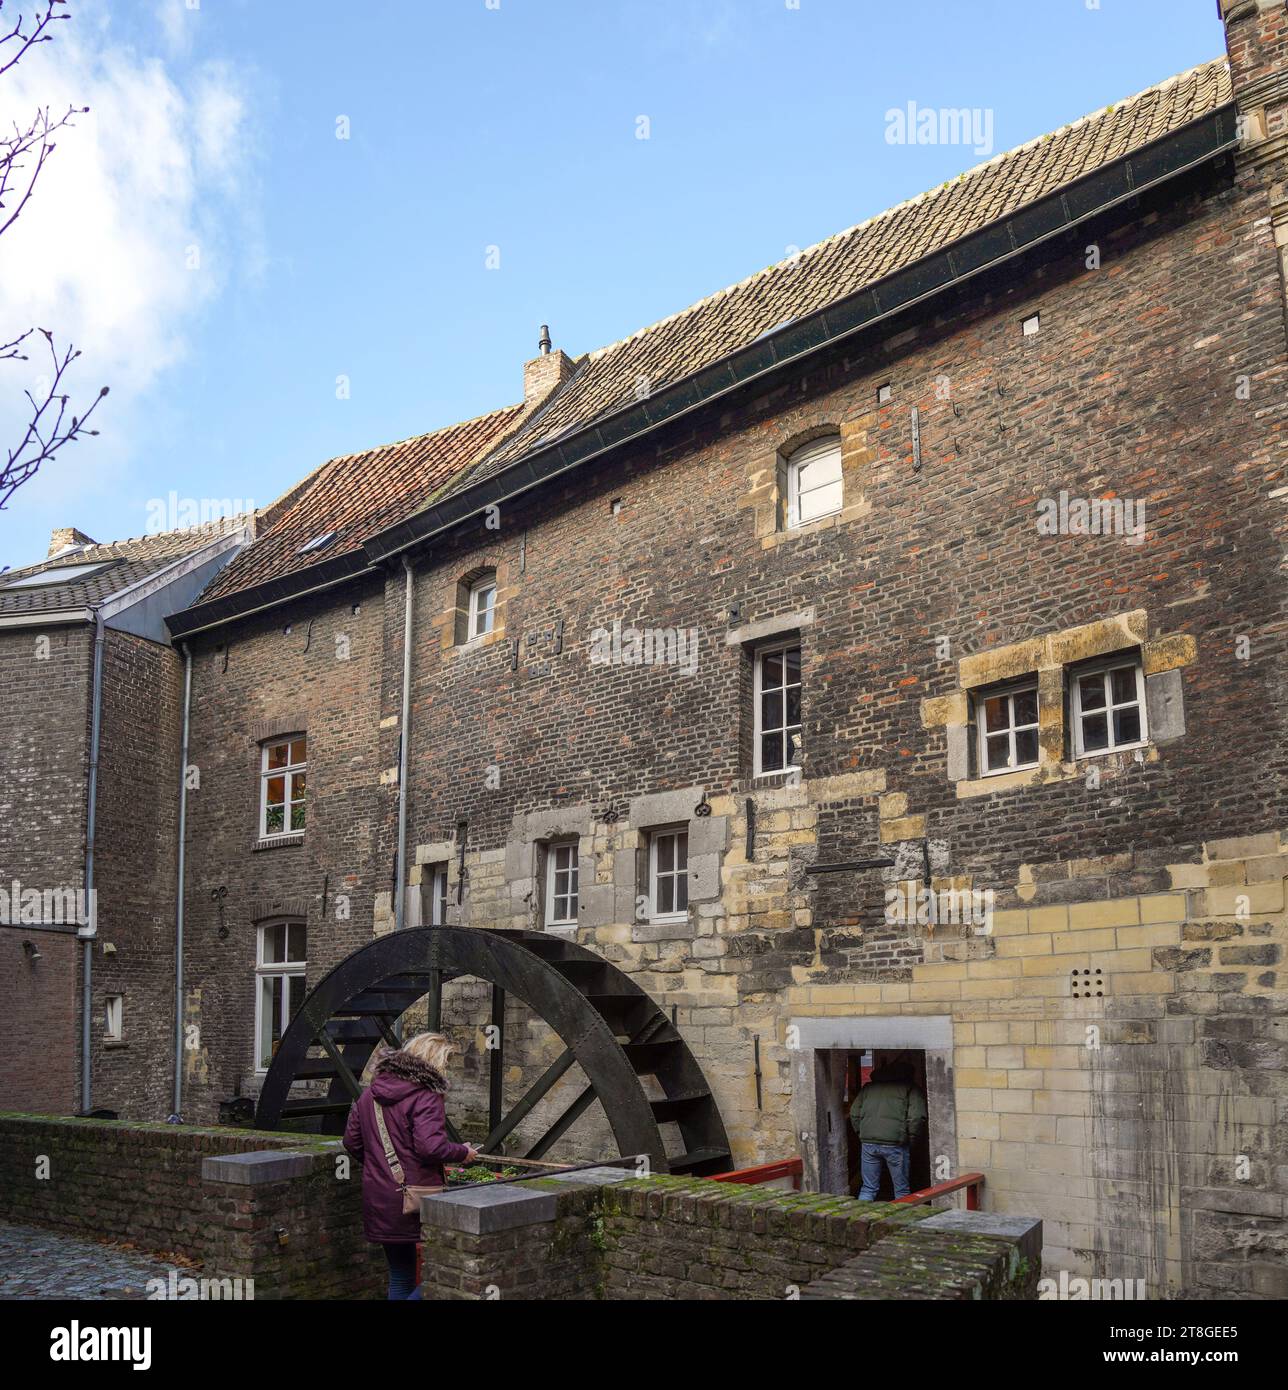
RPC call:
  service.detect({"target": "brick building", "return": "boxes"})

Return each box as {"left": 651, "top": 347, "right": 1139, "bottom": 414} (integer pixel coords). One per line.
{"left": 3, "top": 2, "right": 1286, "bottom": 1297}
{"left": 0, "top": 522, "right": 249, "bottom": 1116}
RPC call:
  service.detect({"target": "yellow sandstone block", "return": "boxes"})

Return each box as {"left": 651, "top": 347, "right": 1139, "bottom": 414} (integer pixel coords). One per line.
{"left": 1068, "top": 900, "right": 1140, "bottom": 930}
{"left": 996, "top": 934, "right": 1053, "bottom": 958}
{"left": 1048, "top": 929, "right": 1117, "bottom": 955}
{"left": 966, "top": 959, "right": 1021, "bottom": 979}
{"left": 1112, "top": 972, "right": 1176, "bottom": 995}
{"left": 910, "top": 981, "right": 960, "bottom": 1001}
{"left": 1115, "top": 923, "right": 1182, "bottom": 949}
{"left": 990, "top": 909, "right": 1030, "bottom": 937}
{"left": 956, "top": 1068, "right": 1011, "bottom": 1090}
{"left": 960, "top": 979, "right": 1015, "bottom": 1000}
{"left": 1138, "top": 894, "right": 1188, "bottom": 924}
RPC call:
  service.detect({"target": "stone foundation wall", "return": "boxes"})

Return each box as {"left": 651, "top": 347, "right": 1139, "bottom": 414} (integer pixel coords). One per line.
{"left": 786, "top": 833, "right": 1288, "bottom": 1299}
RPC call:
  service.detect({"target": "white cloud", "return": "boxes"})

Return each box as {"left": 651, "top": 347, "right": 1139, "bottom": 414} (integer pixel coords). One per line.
{"left": 0, "top": 0, "right": 258, "bottom": 511}
{"left": 155, "top": 0, "right": 198, "bottom": 60}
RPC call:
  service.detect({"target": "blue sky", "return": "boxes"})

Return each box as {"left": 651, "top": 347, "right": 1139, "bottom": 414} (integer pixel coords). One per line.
{"left": 0, "top": 0, "right": 1226, "bottom": 569}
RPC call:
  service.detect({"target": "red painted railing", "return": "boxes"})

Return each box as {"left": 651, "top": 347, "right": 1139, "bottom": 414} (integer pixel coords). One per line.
{"left": 710, "top": 1156, "right": 804, "bottom": 1190}
{"left": 894, "top": 1171, "right": 984, "bottom": 1211}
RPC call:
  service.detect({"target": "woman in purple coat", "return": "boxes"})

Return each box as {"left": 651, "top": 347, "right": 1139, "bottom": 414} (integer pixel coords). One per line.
{"left": 343, "top": 1031, "right": 478, "bottom": 1299}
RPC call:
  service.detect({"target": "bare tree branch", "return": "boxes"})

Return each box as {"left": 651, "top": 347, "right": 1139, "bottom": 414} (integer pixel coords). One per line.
{"left": 0, "top": 0, "right": 67, "bottom": 82}
{"left": 1, "top": 328, "right": 107, "bottom": 510}
{"left": 0, "top": 99, "right": 87, "bottom": 239}
{"left": 0, "top": 1, "right": 104, "bottom": 510}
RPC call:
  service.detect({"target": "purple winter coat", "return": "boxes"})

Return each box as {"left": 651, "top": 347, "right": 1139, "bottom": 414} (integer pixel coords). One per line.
{"left": 342, "top": 1049, "right": 470, "bottom": 1244}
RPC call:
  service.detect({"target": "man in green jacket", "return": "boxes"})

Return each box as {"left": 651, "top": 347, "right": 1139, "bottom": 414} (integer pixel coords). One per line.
{"left": 850, "top": 1058, "right": 927, "bottom": 1200}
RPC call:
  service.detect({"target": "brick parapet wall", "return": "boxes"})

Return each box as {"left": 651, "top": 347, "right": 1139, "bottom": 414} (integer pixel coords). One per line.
{"left": 416, "top": 1172, "right": 1040, "bottom": 1301}
{"left": 0, "top": 1114, "right": 383, "bottom": 1299}
{"left": 598, "top": 1176, "right": 928, "bottom": 1300}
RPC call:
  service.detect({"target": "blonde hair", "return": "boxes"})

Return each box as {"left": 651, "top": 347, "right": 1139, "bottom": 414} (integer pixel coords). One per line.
{"left": 402, "top": 1031, "right": 456, "bottom": 1076}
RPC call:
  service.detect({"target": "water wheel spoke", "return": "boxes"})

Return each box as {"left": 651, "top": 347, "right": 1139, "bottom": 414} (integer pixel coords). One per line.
{"left": 315, "top": 1031, "right": 362, "bottom": 1101}
{"left": 481, "top": 1046, "right": 577, "bottom": 1152}
{"left": 522, "top": 1083, "right": 599, "bottom": 1161}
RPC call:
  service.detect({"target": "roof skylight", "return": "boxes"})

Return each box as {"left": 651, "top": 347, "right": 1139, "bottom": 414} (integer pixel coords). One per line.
{"left": 0, "top": 561, "right": 115, "bottom": 590}
{"left": 296, "top": 532, "right": 337, "bottom": 556}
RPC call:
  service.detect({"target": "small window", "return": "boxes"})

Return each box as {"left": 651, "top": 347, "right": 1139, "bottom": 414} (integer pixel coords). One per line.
{"left": 755, "top": 641, "right": 802, "bottom": 776}
{"left": 427, "top": 865, "right": 449, "bottom": 925}
{"left": 785, "top": 435, "right": 843, "bottom": 527}
{"left": 255, "top": 922, "right": 306, "bottom": 1070}
{"left": 977, "top": 681, "right": 1040, "bottom": 774}
{"left": 1022, "top": 313, "right": 1041, "bottom": 337}
{"left": 104, "top": 995, "right": 123, "bottom": 1042}
{"left": 649, "top": 828, "right": 689, "bottom": 922}
{"left": 877, "top": 383, "right": 892, "bottom": 404}
{"left": 260, "top": 736, "right": 307, "bottom": 839}
{"left": 544, "top": 842, "right": 579, "bottom": 928}
{"left": 467, "top": 574, "right": 497, "bottom": 639}
{"left": 1072, "top": 658, "right": 1147, "bottom": 756}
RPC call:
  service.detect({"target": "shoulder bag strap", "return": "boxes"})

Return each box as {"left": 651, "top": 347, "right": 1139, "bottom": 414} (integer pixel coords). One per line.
{"left": 371, "top": 1099, "right": 407, "bottom": 1188}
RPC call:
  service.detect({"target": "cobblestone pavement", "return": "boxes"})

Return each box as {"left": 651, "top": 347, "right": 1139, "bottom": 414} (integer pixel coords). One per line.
{"left": 0, "top": 1221, "right": 181, "bottom": 1300}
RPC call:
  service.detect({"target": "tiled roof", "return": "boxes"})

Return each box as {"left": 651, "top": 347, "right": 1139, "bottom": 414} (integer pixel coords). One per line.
{"left": 445, "top": 58, "right": 1231, "bottom": 496}
{"left": 199, "top": 403, "right": 527, "bottom": 601}
{"left": 0, "top": 523, "right": 246, "bottom": 619}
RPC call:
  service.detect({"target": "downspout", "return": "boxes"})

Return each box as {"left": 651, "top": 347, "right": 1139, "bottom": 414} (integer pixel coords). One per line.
{"left": 171, "top": 642, "right": 193, "bottom": 1120}
{"left": 393, "top": 556, "right": 415, "bottom": 932}
{"left": 81, "top": 611, "right": 106, "bottom": 1112}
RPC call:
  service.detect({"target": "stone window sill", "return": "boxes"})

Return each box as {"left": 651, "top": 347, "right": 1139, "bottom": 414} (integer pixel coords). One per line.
{"left": 955, "top": 744, "right": 1159, "bottom": 799}
{"left": 453, "top": 627, "right": 506, "bottom": 656}
{"left": 253, "top": 833, "right": 305, "bottom": 852}
{"left": 762, "top": 499, "right": 871, "bottom": 549}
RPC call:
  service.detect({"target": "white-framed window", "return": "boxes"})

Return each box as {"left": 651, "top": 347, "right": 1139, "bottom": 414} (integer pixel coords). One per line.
{"left": 260, "top": 736, "right": 306, "bottom": 838}
{"left": 544, "top": 841, "right": 579, "bottom": 928}
{"left": 977, "top": 681, "right": 1040, "bottom": 775}
{"left": 1072, "top": 657, "right": 1147, "bottom": 756}
{"left": 104, "top": 994, "right": 123, "bottom": 1042}
{"left": 648, "top": 827, "right": 689, "bottom": 922}
{"left": 428, "top": 865, "right": 449, "bottom": 925}
{"left": 755, "top": 641, "right": 802, "bottom": 776}
{"left": 785, "top": 434, "right": 843, "bottom": 527}
{"left": 255, "top": 921, "right": 306, "bottom": 1071}
{"left": 467, "top": 574, "right": 497, "bottom": 639}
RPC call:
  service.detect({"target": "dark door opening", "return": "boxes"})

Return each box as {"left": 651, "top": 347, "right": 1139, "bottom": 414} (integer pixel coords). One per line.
{"left": 821, "top": 1048, "right": 931, "bottom": 1198}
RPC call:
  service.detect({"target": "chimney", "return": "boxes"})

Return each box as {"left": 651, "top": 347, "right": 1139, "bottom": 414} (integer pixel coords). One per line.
{"left": 523, "top": 325, "right": 576, "bottom": 405}
{"left": 1219, "top": 1, "right": 1288, "bottom": 159}
{"left": 47, "top": 526, "right": 97, "bottom": 557}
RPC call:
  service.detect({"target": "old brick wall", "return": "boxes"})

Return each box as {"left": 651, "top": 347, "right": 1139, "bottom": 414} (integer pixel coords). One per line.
{"left": 416, "top": 1173, "right": 1038, "bottom": 1301}
{"left": 0, "top": 1113, "right": 302, "bottom": 1244}
{"left": 0, "top": 625, "right": 94, "bottom": 1114}
{"left": 92, "top": 630, "right": 184, "bottom": 1118}
{"left": 179, "top": 576, "right": 388, "bottom": 1118}
{"left": 0, "top": 1114, "right": 383, "bottom": 1299}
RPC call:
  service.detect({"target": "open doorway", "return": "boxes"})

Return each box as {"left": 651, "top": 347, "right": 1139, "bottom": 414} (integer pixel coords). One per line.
{"left": 817, "top": 1048, "right": 932, "bottom": 1198}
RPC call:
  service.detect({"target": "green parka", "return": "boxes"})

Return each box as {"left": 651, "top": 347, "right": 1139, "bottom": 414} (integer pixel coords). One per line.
{"left": 849, "top": 1064, "right": 928, "bottom": 1147}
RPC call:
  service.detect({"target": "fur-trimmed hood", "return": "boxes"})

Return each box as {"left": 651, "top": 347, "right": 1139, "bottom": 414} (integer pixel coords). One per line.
{"left": 370, "top": 1048, "right": 449, "bottom": 1103}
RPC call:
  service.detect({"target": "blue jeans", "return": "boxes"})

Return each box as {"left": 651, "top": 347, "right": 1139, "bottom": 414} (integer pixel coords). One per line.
{"left": 858, "top": 1142, "right": 911, "bottom": 1201}
{"left": 383, "top": 1242, "right": 421, "bottom": 1300}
